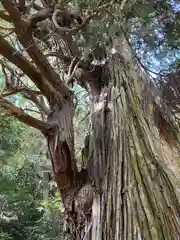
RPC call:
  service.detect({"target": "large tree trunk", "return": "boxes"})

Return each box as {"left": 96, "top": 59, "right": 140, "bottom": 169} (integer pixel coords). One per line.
{"left": 73, "top": 36, "right": 180, "bottom": 239}
{"left": 1, "top": 1, "right": 179, "bottom": 235}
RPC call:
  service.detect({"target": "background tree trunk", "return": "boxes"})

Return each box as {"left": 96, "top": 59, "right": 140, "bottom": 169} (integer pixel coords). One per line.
{"left": 46, "top": 100, "right": 78, "bottom": 202}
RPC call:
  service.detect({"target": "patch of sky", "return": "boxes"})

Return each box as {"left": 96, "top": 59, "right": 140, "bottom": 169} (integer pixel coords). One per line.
{"left": 155, "top": 30, "right": 164, "bottom": 41}
{"left": 169, "top": 0, "right": 180, "bottom": 13}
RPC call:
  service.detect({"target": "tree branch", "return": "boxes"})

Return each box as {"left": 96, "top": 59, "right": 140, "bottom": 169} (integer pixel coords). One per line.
{"left": 67, "top": 57, "right": 77, "bottom": 76}
{"left": 0, "top": 10, "right": 12, "bottom": 22}
{"left": 0, "top": 26, "right": 14, "bottom": 31}
{"left": 27, "top": 8, "right": 51, "bottom": 28}
{"left": 45, "top": 52, "right": 71, "bottom": 64}
{"left": 32, "top": 3, "right": 43, "bottom": 11}
{"left": 2, "top": 0, "right": 69, "bottom": 97}
{"left": 0, "top": 97, "right": 50, "bottom": 133}
{"left": 1, "top": 60, "right": 49, "bottom": 114}
{"left": 52, "top": 10, "right": 96, "bottom": 34}
{"left": 18, "top": 0, "right": 26, "bottom": 14}
{"left": 67, "top": 59, "right": 81, "bottom": 84}
{"left": 23, "top": 91, "right": 50, "bottom": 114}
{"left": 0, "top": 34, "right": 54, "bottom": 98}
{"left": 1, "top": 88, "right": 49, "bottom": 114}
{"left": 0, "top": 63, "right": 12, "bottom": 93}
{"left": 0, "top": 87, "right": 41, "bottom": 98}
{"left": 26, "top": 0, "right": 36, "bottom": 13}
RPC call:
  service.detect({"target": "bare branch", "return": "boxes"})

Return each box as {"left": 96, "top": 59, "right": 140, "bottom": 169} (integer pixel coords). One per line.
{"left": 0, "top": 34, "right": 53, "bottom": 98}
{"left": 41, "top": 0, "right": 57, "bottom": 7}
{"left": 26, "top": 0, "right": 36, "bottom": 13}
{"left": 0, "top": 26, "right": 14, "bottom": 31}
{"left": 23, "top": 108, "right": 41, "bottom": 115}
{"left": 45, "top": 52, "right": 89, "bottom": 70}
{"left": 52, "top": 10, "right": 96, "bottom": 34}
{"left": 2, "top": 0, "right": 69, "bottom": 96}
{"left": 2, "top": 30, "right": 14, "bottom": 38}
{"left": 32, "top": 3, "right": 43, "bottom": 11}
{"left": 27, "top": 8, "right": 51, "bottom": 28}
{"left": 45, "top": 52, "right": 71, "bottom": 64}
{"left": 68, "top": 57, "right": 77, "bottom": 76}
{"left": 40, "top": 0, "right": 48, "bottom": 7}
{"left": 0, "top": 10, "right": 12, "bottom": 22}
{"left": 67, "top": 59, "right": 81, "bottom": 84}
{"left": 0, "top": 64, "right": 12, "bottom": 93}
{"left": 0, "top": 87, "right": 41, "bottom": 98}
{"left": 0, "top": 61, "right": 49, "bottom": 113}
{"left": 120, "top": 0, "right": 129, "bottom": 11}
{"left": 0, "top": 97, "right": 50, "bottom": 133}
{"left": 18, "top": 0, "right": 26, "bottom": 14}
{"left": 23, "top": 91, "right": 50, "bottom": 114}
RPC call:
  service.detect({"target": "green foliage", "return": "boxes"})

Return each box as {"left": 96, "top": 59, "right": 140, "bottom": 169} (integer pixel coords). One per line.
{"left": 0, "top": 114, "right": 27, "bottom": 165}
{"left": 0, "top": 165, "right": 63, "bottom": 240}
{"left": 169, "top": 58, "right": 180, "bottom": 70}
{"left": 0, "top": 233, "right": 12, "bottom": 240}
{"left": 125, "top": 0, "right": 180, "bottom": 73}
{"left": 0, "top": 165, "right": 43, "bottom": 239}
{"left": 0, "top": 113, "right": 62, "bottom": 239}
{"left": 0, "top": 112, "right": 47, "bottom": 166}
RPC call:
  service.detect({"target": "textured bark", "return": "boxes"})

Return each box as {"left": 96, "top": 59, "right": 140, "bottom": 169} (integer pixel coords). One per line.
{"left": 46, "top": 100, "right": 77, "bottom": 197}
{"left": 45, "top": 98, "right": 93, "bottom": 229}
{"left": 1, "top": 1, "right": 180, "bottom": 239}
{"left": 76, "top": 37, "right": 180, "bottom": 240}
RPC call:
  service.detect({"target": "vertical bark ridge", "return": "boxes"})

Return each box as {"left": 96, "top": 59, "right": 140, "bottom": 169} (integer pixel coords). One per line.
{"left": 47, "top": 100, "right": 78, "bottom": 202}
{"left": 89, "top": 51, "right": 180, "bottom": 239}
